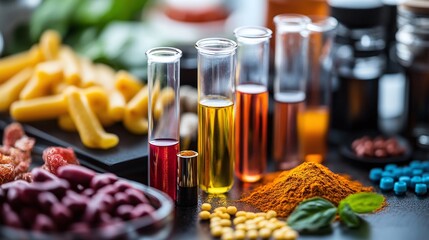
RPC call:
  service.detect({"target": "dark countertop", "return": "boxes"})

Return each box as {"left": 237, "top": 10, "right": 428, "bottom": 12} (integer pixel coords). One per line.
{"left": 169, "top": 150, "right": 429, "bottom": 240}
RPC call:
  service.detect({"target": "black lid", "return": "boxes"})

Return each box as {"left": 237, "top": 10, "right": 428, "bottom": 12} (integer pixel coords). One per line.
{"left": 329, "top": 0, "right": 384, "bottom": 28}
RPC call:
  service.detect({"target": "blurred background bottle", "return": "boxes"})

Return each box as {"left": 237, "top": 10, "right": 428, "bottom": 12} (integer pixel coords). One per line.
{"left": 329, "top": 0, "right": 386, "bottom": 142}
{"left": 298, "top": 16, "right": 337, "bottom": 164}
{"left": 396, "top": 0, "right": 429, "bottom": 149}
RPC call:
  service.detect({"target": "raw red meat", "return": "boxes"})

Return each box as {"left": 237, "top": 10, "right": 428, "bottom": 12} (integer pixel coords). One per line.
{"left": 42, "top": 147, "right": 79, "bottom": 175}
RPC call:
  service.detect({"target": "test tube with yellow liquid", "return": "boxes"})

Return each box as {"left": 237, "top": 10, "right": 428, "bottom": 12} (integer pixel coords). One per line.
{"left": 195, "top": 38, "right": 237, "bottom": 194}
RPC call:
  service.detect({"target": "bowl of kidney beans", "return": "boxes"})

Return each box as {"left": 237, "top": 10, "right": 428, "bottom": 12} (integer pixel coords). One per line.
{"left": 0, "top": 165, "right": 173, "bottom": 240}
{"left": 340, "top": 135, "right": 412, "bottom": 166}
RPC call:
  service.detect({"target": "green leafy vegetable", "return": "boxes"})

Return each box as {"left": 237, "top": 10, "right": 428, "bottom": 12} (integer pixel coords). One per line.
{"left": 287, "top": 197, "right": 337, "bottom": 232}
{"left": 339, "top": 203, "right": 361, "bottom": 228}
{"left": 340, "top": 193, "right": 385, "bottom": 213}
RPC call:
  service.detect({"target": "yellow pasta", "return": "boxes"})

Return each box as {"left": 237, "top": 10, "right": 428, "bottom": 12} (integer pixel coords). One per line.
{"left": 11, "top": 94, "right": 68, "bottom": 121}
{"left": 58, "top": 114, "right": 77, "bottom": 132}
{"left": 19, "top": 61, "right": 62, "bottom": 100}
{"left": 114, "top": 70, "right": 143, "bottom": 101}
{"left": 40, "top": 30, "right": 61, "bottom": 60}
{"left": 66, "top": 89, "right": 118, "bottom": 149}
{"left": 124, "top": 86, "right": 149, "bottom": 134}
{"left": 79, "top": 57, "right": 97, "bottom": 88}
{"left": 59, "top": 46, "right": 80, "bottom": 85}
{"left": 0, "top": 68, "right": 33, "bottom": 111}
{"left": 95, "top": 63, "right": 115, "bottom": 90}
{"left": 107, "top": 90, "right": 126, "bottom": 121}
{"left": 0, "top": 45, "right": 43, "bottom": 84}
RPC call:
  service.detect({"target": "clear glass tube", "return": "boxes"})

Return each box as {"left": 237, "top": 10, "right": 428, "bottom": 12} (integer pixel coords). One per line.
{"left": 195, "top": 38, "right": 237, "bottom": 194}
{"left": 146, "top": 47, "right": 182, "bottom": 201}
{"left": 234, "top": 26, "right": 272, "bottom": 182}
{"left": 298, "top": 16, "right": 337, "bottom": 164}
{"left": 272, "top": 14, "right": 310, "bottom": 170}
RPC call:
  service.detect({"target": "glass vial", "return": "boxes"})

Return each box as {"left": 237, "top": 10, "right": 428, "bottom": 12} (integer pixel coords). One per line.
{"left": 234, "top": 26, "right": 272, "bottom": 182}
{"left": 176, "top": 150, "right": 198, "bottom": 207}
{"left": 298, "top": 16, "right": 337, "bottom": 164}
{"left": 195, "top": 38, "right": 237, "bottom": 194}
{"left": 146, "top": 47, "right": 182, "bottom": 201}
{"left": 272, "top": 14, "right": 310, "bottom": 170}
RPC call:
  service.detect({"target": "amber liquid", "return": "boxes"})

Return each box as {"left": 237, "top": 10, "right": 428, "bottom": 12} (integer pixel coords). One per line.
{"left": 272, "top": 92, "right": 305, "bottom": 170}
{"left": 298, "top": 106, "right": 329, "bottom": 163}
{"left": 235, "top": 84, "right": 268, "bottom": 182}
{"left": 198, "top": 96, "right": 234, "bottom": 194}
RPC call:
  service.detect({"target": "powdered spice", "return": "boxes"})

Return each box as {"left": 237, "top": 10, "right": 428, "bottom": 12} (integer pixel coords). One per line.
{"left": 240, "top": 162, "right": 373, "bottom": 217}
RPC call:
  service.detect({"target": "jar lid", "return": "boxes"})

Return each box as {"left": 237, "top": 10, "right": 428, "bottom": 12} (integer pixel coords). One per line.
{"left": 329, "top": 0, "right": 384, "bottom": 28}
{"left": 399, "top": 0, "right": 429, "bottom": 15}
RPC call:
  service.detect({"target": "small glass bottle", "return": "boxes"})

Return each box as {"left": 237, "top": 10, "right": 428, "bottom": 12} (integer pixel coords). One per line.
{"left": 234, "top": 26, "right": 272, "bottom": 182}
{"left": 329, "top": 0, "right": 386, "bottom": 142}
{"left": 146, "top": 47, "right": 182, "bottom": 201}
{"left": 396, "top": 0, "right": 429, "bottom": 149}
{"left": 298, "top": 16, "right": 337, "bottom": 164}
{"left": 195, "top": 38, "right": 237, "bottom": 194}
{"left": 272, "top": 14, "right": 310, "bottom": 170}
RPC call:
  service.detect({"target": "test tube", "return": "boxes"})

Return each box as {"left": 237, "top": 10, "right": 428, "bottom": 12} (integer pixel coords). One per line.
{"left": 195, "top": 38, "right": 237, "bottom": 194}
{"left": 146, "top": 47, "right": 182, "bottom": 201}
{"left": 298, "top": 16, "right": 337, "bottom": 164}
{"left": 272, "top": 14, "right": 310, "bottom": 170}
{"left": 176, "top": 150, "right": 198, "bottom": 206}
{"left": 234, "top": 26, "right": 272, "bottom": 182}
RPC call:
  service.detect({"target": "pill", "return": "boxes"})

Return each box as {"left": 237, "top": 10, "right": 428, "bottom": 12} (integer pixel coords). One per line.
{"left": 415, "top": 183, "right": 427, "bottom": 195}
{"left": 369, "top": 168, "right": 383, "bottom": 181}
{"left": 393, "top": 168, "right": 403, "bottom": 178}
{"left": 236, "top": 211, "right": 246, "bottom": 217}
{"left": 398, "top": 176, "right": 411, "bottom": 187}
{"left": 385, "top": 164, "right": 397, "bottom": 171}
{"left": 402, "top": 167, "right": 413, "bottom": 176}
{"left": 410, "top": 160, "right": 422, "bottom": 169}
{"left": 412, "top": 169, "right": 423, "bottom": 176}
{"left": 215, "top": 207, "right": 227, "bottom": 213}
{"left": 199, "top": 211, "right": 210, "bottom": 220}
{"left": 394, "top": 181, "right": 407, "bottom": 195}
{"left": 411, "top": 176, "right": 422, "bottom": 189}
{"left": 421, "top": 161, "right": 429, "bottom": 171}
{"left": 259, "top": 228, "right": 271, "bottom": 238}
{"left": 381, "top": 171, "right": 395, "bottom": 179}
{"left": 422, "top": 176, "right": 429, "bottom": 185}
{"left": 266, "top": 210, "right": 277, "bottom": 219}
{"left": 379, "top": 177, "right": 394, "bottom": 191}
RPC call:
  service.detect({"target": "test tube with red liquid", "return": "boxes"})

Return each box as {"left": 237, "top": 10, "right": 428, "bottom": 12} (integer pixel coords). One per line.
{"left": 146, "top": 47, "right": 182, "bottom": 201}
{"left": 234, "top": 26, "right": 272, "bottom": 182}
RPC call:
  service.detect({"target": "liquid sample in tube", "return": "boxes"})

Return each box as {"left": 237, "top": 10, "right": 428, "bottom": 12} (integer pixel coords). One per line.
{"left": 235, "top": 83, "right": 268, "bottom": 182}
{"left": 298, "top": 106, "right": 329, "bottom": 163}
{"left": 273, "top": 91, "right": 305, "bottom": 170}
{"left": 149, "top": 139, "right": 179, "bottom": 200}
{"left": 198, "top": 96, "right": 234, "bottom": 194}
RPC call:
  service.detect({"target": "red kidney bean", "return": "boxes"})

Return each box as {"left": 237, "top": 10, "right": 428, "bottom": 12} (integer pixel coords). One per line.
{"left": 130, "top": 203, "right": 155, "bottom": 219}
{"left": 90, "top": 173, "right": 118, "bottom": 190}
{"left": 38, "top": 191, "right": 59, "bottom": 211}
{"left": 62, "top": 190, "right": 88, "bottom": 213}
{"left": 125, "top": 188, "right": 148, "bottom": 205}
{"left": 82, "top": 188, "right": 95, "bottom": 197}
{"left": 57, "top": 165, "right": 96, "bottom": 187}
{"left": 30, "top": 179, "right": 69, "bottom": 198}
{"left": 1, "top": 180, "right": 29, "bottom": 192}
{"left": 20, "top": 207, "right": 39, "bottom": 228}
{"left": 114, "top": 192, "right": 129, "bottom": 206}
{"left": 2, "top": 203, "right": 22, "bottom": 229}
{"left": 97, "top": 185, "right": 116, "bottom": 196}
{"left": 7, "top": 188, "right": 21, "bottom": 208}
{"left": 116, "top": 204, "right": 133, "bottom": 220}
{"left": 69, "top": 222, "right": 91, "bottom": 235}
{"left": 50, "top": 203, "right": 72, "bottom": 227}
{"left": 113, "top": 180, "right": 132, "bottom": 192}
{"left": 32, "top": 168, "right": 58, "bottom": 182}
{"left": 33, "top": 214, "right": 56, "bottom": 232}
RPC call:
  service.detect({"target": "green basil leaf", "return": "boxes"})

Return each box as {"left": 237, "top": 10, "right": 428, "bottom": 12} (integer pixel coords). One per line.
{"left": 340, "top": 193, "right": 385, "bottom": 213}
{"left": 339, "top": 203, "right": 361, "bottom": 228}
{"left": 287, "top": 197, "right": 337, "bottom": 232}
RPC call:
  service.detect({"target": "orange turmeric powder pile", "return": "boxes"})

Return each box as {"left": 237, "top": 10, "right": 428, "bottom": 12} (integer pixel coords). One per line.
{"left": 241, "top": 162, "right": 373, "bottom": 217}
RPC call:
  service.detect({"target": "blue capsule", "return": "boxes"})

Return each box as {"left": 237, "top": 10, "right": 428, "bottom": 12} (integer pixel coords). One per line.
{"left": 410, "top": 160, "right": 422, "bottom": 169}
{"left": 421, "top": 161, "right": 429, "bottom": 172}
{"left": 412, "top": 169, "right": 423, "bottom": 176}
{"left": 415, "top": 183, "right": 427, "bottom": 196}
{"left": 393, "top": 168, "right": 403, "bottom": 178}
{"left": 369, "top": 168, "right": 383, "bottom": 182}
{"left": 382, "top": 171, "right": 395, "bottom": 179}
{"left": 411, "top": 176, "right": 422, "bottom": 189}
{"left": 402, "top": 167, "right": 413, "bottom": 176}
{"left": 399, "top": 176, "right": 411, "bottom": 188}
{"left": 380, "top": 177, "right": 394, "bottom": 191}
{"left": 394, "top": 181, "right": 407, "bottom": 195}
{"left": 385, "top": 164, "right": 398, "bottom": 172}
{"left": 422, "top": 176, "right": 429, "bottom": 185}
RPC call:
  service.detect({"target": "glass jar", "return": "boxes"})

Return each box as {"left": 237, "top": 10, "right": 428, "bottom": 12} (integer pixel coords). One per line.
{"left": 329, "top": 0, "right": 386, "bottom": 141}
{"left": 396, "top": 0, "right": 429, "bottom": 148}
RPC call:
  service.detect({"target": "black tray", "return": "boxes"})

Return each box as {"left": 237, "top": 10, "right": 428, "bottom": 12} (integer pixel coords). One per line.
{"left": 0, "top": 114, "right": 148, "bottom": 182}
